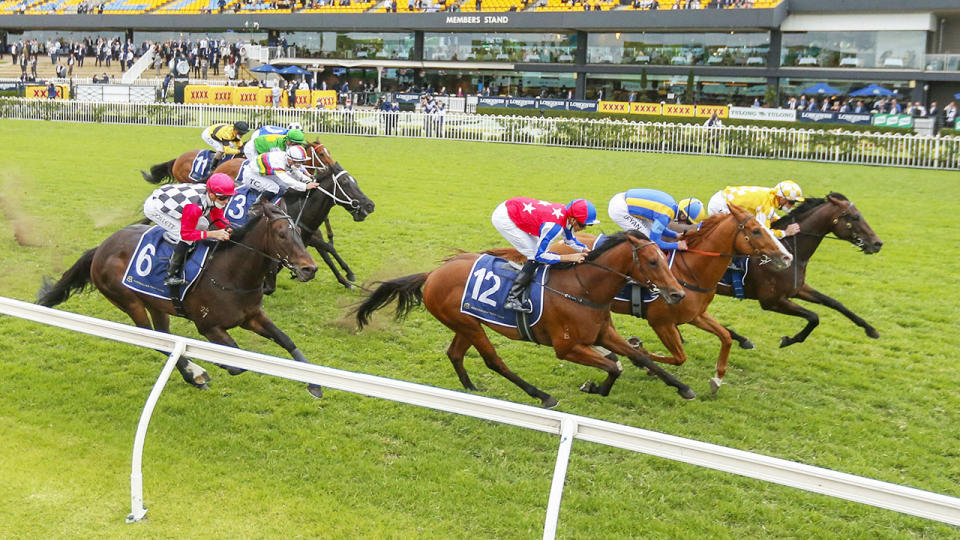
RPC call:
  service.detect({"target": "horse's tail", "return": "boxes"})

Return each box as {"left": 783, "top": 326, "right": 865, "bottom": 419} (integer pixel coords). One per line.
{"left": 355, "top": 272, "right": 429, "bottom": 329}
{"left": 140, "top": 159, "right": 176, "bottom": 184}
{"left": 37, "top": 247, "right": 98, "bottom": 307}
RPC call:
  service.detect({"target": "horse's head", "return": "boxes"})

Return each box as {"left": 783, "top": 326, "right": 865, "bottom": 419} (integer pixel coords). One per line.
{"left": 825, "top": 195, "right": 883, "bottom": 254}
{"left": 727, "top": 204, "right": 793, "bottom": 271}
{"left": 307, "top": 141, "right": 375, "bottom": 222}
{"left": 626, "top": 232, "right": 685, "bottom": 305}
{"left": 259, "top": 202, "right": 318, "bottom": 281}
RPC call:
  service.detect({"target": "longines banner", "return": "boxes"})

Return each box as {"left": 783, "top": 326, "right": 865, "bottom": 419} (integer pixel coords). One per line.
{"left": 728, "top": 106, "right": 797, "bottom": 122}
{"left": 799, "top": 111, "right": 872, "bottom": 125}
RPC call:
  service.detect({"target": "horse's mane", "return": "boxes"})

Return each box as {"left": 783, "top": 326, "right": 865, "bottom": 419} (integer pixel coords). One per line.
{"left": 226, "top": 206, "right": 264, "bottom": 244}
{"left": 772, "top": 192, "right": 847, "bottom": 229}
{"left": 681, "top": 213, "right": 729, "bottom": 246}
{"left": 552, "top": 230, "right": 646, "bottom": 270}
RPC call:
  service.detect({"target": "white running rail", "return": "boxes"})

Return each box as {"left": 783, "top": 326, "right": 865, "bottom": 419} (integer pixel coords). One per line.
{"left": 1, "top": 296, "right": 959, "bottom": 536}
{"left": 1, "top": 98, "right": 958, "bottom": 170}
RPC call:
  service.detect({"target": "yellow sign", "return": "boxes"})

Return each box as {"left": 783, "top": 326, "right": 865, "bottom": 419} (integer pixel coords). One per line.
{"left": 629, "top": 102, "right": 662, "bottom": 115}
{"left": 25, "top": 85, "right": 70, "bottom": 100}
{"left": 235, "top": 87, "right": 260, "bottom": 106}
{"left": 598, "top": 101, "right": 631, "bottom": 114}
{"left": 663, "top": 104, "right": 695, "bottom": 117}
{"left": 184, "top": 85, "right": 210, "bottom": 104}
{"left": 210, "top": 86, "right": 235, "bottom": 105}
{"left": 312, "top": 90, "right": 337, "bottom": 110}
{"left": 695, "top": 105, "right": 729, "bottom": 118}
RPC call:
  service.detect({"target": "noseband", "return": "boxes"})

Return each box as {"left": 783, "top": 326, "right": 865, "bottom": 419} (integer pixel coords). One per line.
{"left": 306, "top": 145, "right": 362, "bottom": 210}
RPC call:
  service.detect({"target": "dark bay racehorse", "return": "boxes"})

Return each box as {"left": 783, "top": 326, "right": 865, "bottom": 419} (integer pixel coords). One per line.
{"left": 142, "top": 141, "right": 374, "bottom": 288}
{"left": 718, "top": 193, "right": 883, "bottom": 349}
{"left": 355, "top": 231, "right": 695, "bottom": 408}
{"left": 556, "top": 205, "right": 794, "bottom": 393}
{"left": 37, "top": 203, "right": 325, "bottom": 397}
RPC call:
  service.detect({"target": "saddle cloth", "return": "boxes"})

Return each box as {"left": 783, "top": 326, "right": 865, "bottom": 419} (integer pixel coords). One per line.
{"left": 591, "top": 233, "right": 676, "bottom": 317}
{"left": 122, "top": 226, "right": 212, "bottom": 301}
{"left": 460, "top": 254, "right": 549, "bottom": 328}
{"left": 188, "top": 150, "right": 217, "bottom": 182}
{"left": 719, "top": 257, "right": 750, "bottom": 299}
{"left": 222, "top": 185, "right": 283, "bottom": 227}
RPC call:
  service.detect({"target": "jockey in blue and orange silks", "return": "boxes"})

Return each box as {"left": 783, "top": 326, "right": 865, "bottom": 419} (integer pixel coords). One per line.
{"left": 492, "top": 197, "right": 600, "bottom": 312}
{"left": 608, "top": 188, "right": 707, "bottom": 252}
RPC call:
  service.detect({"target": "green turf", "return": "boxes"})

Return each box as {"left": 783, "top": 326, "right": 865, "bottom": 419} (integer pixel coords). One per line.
{"left": 0, "top": 119, "right": 958, "bottom": 539}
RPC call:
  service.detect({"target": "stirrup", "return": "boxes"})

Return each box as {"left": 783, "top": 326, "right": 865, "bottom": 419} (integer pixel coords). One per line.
{"left": 504, "top": 297, "right": 533, "bottom": 313}
{"left": 164, "top": 275, "right": 187, "bottom": 287}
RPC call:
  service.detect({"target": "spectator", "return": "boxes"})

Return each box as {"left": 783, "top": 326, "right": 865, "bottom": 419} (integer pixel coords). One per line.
{"left": 703, "top": 112, "right": 722, "bottom": 127}
{"left": 889, "top": 99, "right": 901, "bottom": 114}
{"left": 944, "top": 102, "right": 957, "bottom": 126}
{"left": 271, "top": 83, "right": 282, "bottom": 107}
{"left": 47, "top": 81, "right": 57, "bottom": 100}
{"left": 786, "top": 97, "right": 797, "bottom": 110}
{"left": 751, "top": 97, "right": 761, "bottom": 108}
{"left": 797, "top": 95, "right": 807, "bottom": 110}
{"left": 853, "top": 100, "right": 865, "bottom": 113}
{"left": 162, "top": 72, "right": 172, "bottom": 99}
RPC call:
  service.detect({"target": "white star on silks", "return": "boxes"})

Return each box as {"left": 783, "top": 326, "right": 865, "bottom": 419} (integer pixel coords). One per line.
{"left": 552, "top": 207, "right": 563, "bottom": 219}
{"left": 522, "top": 202, "right": 536, "bottom": 213}
{"left": 537, "top": 200, "right": 552, "bottom": 206}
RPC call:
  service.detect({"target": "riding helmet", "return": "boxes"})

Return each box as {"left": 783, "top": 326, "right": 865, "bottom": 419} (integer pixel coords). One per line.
{"left": 207, "top": 173, "right": 238, "bottom": 196}
{"left": 233, "top": 121, "right": 250, "bottom": 135}
{"left": 286, "top": 129, "right": 306, "bottom": 144}
{"left": 566, "top": 199, "right": 600, "bottom": 226}
{"left": 677, "top": 198, "right": 707, "bottom": 224}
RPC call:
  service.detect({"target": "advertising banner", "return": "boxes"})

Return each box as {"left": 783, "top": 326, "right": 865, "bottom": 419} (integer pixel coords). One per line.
{"left": 872, "top": 114, "right": 914, "bottom": 128}
{"left": 629, "top": 102, "right": 662, "bottom": 116}
{"left": 567, "top": 100, "right": 598, "bottom": 112}
{"left": 184, "top": 85, "right": 210, "bottom": 104}
{"left": 833, "top": 112, "right": 872, "bottom": 125}
{"left": 598, "top": 101, "right": 630, "bottom": 114}
{"left": 25, "top": 85, "right": 69, "bottom": 99}
{"left": 728, "top": 107, "right": 797, "bottom": 122}
{"left": 538, "top": 98, "right": 567, "bottom": 111}
{"left": 798, "top": 111, "right": 837, "bottom": 123}
{"left": 293, "top": 90, "right": 313, "bottom": 109}
{"left": 312, "top": 90, "right": 337, "bottom": 110}
{"left": 394, "top": 93, "right": 421, "bottom": 104}
{"left": 478, "top": 96, "right": 508, "bottom": 108}
{"left": 210, "top": 86, "right": 235, "bottom": 106}
{"left": 663, "top": 104, "right": 695, "bottom": 117}
{"left": 506, "top": 97, "right": 538, "bottom": 108}
{"left": 695, "top": 104, "right": 729, "bottom": 119}
{"left": 235, "top": 87, "right": 260, "bottom": 106}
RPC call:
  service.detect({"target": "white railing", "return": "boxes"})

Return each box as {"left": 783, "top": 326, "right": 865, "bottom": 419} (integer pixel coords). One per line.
{"left": 121, "top": 47, "right": 155, "bottom": 85}
{"left": 1, "top": 98, "right": 958, "bottom": 170}
{"left": 1, "top": 296, "right": 959, "bottom": 537}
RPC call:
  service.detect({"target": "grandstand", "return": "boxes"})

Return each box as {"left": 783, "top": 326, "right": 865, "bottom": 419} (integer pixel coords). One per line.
{"left": 0, "top": 0, "right": 958, "bottom": 107}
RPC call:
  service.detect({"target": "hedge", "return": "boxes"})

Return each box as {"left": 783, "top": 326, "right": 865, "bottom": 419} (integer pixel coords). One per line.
{"left": 475, "top": 106, "right": 913, "bottom": 134}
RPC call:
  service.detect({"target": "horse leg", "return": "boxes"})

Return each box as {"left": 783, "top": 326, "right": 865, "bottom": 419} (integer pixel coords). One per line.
{"left": 645, "top": 323, "right": 688, "bottom": 366}
{"left": 760, "top": 297, "right": 820, "bottom": 348}
{"left": 557, "top": 343, "right": 622, "bottom": 397}
{"left": 596, "top": 326, "right": 695, "bottom": 400}
{"left": 687, "top": 312, "right": 733, "bottom": 394}
{"left": 147, "top": 307, "right": 210, "bottom": 388}
{"left": 320, "top": 219, "right": 355, "bottom": 282}
{"left": 462, "top": 325, "right": 557, "bottom": 408}
{"left": 240, "top": 311, "right": 324, "bottom": 399}
{"left": 723, "top": 325, "right": 755, "bottom": 350}
{"left": 305, "top": 231, "right": 353, "bottom": 289}
{"left": 794, "top": 283, "right": 880, "bottom": 339}
{"left": 446, "top": 333, "right": 478, "bottom": 391}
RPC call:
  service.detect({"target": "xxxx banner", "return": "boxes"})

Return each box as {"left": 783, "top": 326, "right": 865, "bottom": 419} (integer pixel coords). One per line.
{"left": 695, "top": 104, "right": 729, "bottom": 118}
{"left": 663, "top": 104, "right": 695, "bottom": 117}
{"left": 26, "top": 85, "right": 70, "bottom": 99}
{"left": 598, "top": 101, "right": 630, "bottom": 114}
{"left": 312, "top": 90, "right": 337, "bottom": 110}
{"left": 629, "top": 102, "right": 662, "bottom": 116}
{"left": 184, "top": 85, "right": 210, "bottom": 104}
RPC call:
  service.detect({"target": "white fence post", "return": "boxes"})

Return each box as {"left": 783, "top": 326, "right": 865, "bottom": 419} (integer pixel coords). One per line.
{"left": 126, "top": 340, "right": 186, "bottom": 523}
{"left": 543, "top": 418, "right": 578, "bottom": 540}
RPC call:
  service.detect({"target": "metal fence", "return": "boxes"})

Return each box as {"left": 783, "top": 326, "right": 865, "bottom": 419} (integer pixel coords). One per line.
{"left": 2, "top": 98, "right": 958, "bottom": 170}
{"left": 1, "top": 296, "right": 959, "bottom": 538}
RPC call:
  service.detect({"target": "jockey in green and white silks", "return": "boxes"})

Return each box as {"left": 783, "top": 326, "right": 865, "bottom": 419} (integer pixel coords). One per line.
{"left": 238, "top": 145, "right": 318, "bottom": 201}
{"left": 242, "top": 127, "right": 306, "bottom": 161}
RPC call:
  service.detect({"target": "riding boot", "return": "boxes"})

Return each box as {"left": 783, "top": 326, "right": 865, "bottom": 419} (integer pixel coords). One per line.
{"left": 504, "top": 260, "right": 538, "bottom": 313}
{"left": 212, "top": 150, "right": 224, "bottom": 169}
{"left": 164, "top": 241, "right": 190, "bottom": 287}
{"left": 262, "top": 260, "right": 280, "bottom": 296}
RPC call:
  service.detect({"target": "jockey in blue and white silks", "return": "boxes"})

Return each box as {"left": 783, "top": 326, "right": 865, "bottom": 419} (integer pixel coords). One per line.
{"left": 608, "top": 188, "right": 688, "bottom": 251}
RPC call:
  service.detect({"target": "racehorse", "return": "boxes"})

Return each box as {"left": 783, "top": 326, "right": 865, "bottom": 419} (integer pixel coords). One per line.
{"left": 37, "top": 202, "right": 325, "bottom": 397}
{"left": 355, "top": 230, "right": 696, "bottom": 408}
{"left": 717, "top": 193, "right": 883, "bottom": 349}
{"left": 142, "top": 141, "right": 374, "bottom": 288}
{"left": 556, "top": 204, "right": 794, "bottom": 393}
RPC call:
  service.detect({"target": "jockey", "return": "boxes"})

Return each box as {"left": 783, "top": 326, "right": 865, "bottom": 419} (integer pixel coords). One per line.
{"left": 492, "top": 197, "right": 599, "bottom": 312}
{"left": 608, "top": 189, "right": 703, "bottom": 252}
{"left": 706, "top": 180, "right": 804, "bottom": 238}
{"left": 247, "top": 121, "right": 303, "bottom": 142}
{"left": 242, "top": 128, "right": 307, "bottom": 162}
{"left": 239, "top": 145, "right": 319, "bottom": 202}
{"left": 676, "top": 197, "right": 708, "bottom": 226}
{"left": 201, "top": 121, "right": 249, "bottom": 166}
{"left": 142, "top": 173, "right": 236, "bottom": 288}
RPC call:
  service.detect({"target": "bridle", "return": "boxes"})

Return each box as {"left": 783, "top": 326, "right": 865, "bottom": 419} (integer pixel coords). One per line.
{"left": 791, "top": 199, "right": 866, "bottom": 249}
{"left": 304, "top": 144, "right": 362, "bottom": 210}
{"left": 548, "top": 238, "right": 660, "bottom": 309}
{"left": 210, "top": 209, "right": 307, "bottom": 293}
{"left": 676, "top": 213, "right": 774, "bottom": 293}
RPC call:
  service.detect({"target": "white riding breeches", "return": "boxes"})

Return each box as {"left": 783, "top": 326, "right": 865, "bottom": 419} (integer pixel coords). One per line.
{"left": 242, "top": 140, "right": 259, "bottom": 161}
{"left": 491, "top": 202, "right": 538, "bottom": 260}
{"left": 608, "top": 192, "right": 653, "bottom": 236}
{"left": 201, "top": 130, "right": 226, "bottom": 154}
{"left": 238, "top": 162, "right": 281, "bottom": 197}
{"left": 707, "top": 190, "right": 729, "bottom": 216}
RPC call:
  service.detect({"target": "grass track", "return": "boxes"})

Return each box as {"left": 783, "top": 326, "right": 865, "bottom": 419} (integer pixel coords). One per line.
{"left": 0, "top": 119, "right": 958, "bottom": 539}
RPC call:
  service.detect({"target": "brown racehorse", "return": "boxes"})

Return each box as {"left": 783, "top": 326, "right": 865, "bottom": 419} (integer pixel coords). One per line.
{"left": 37, "top": 202, "right": 325, "bottom": 397}
{"left": 142, "top": 141, "right": 374, "bottom": 288}
{"left": 555, "top": 204, "right": 794, "bottom": 394}
{"left": 718, "top": 193, "right": 883, "bottom": 349}
{"left": 355, "top": 231, "right": 696, "bottom": 408}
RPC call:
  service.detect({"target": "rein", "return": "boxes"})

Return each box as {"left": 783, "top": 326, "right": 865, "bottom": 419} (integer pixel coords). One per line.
{"left": 675, "top": 213, "right": 769, "bottom": 293}
{"left": 208, "top": 212, "right": 304, "bottom": 293}
{"left": 553, "top": 239, "right": 657, "bottom": 310}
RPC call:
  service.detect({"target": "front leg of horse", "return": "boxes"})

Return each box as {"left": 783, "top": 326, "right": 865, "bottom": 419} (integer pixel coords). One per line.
{"left": 795, "top": 283, "right": 879, "bottom": 339}
{"left": 597, "top": 328, "right": 695, "bottom": 400}
{"left": 197, "top": 326, "right": 248, "bottom": 376}
{"left": 556, "top": 343, "right": 622, "bottom": 397}
{"left": 722, "top": 325, "right": 755, "bottom": 350}
{"left": 762, "top": 297, "right": 820, "bottom": 348}
{"left": 306, "top": 232, "right": 354, "bottom": 289}
{"left": 687, "top": 312, "right": 733, "bottom": 394}
{"left": 241, "top": 311, "right": 323, "bottom": 398}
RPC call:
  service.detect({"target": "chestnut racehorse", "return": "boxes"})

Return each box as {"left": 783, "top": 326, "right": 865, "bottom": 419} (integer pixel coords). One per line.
{"left": 718, "top": 193, "right": 883, "bottom": 349}
{"left": 355, "top": 231, "right": 695, "bottom": 408}
{"left": 37, "top": 203, "right": 326, "bottom": 397}
{"left": 142, "top": 141, "right": 374, "bottom": 288}
{"left": 555, "top": 204, "right": 794, "bottom": 394}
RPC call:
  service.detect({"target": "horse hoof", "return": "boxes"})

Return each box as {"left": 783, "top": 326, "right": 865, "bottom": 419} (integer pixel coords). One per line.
{"left": 708, "top": 377, "right": 722, "bottom": 394}
{"left": 194, "top": 372, "right": 211, "bottom": 385}
{"left": 626, "top": 336, "right": 643, "bottom": 349}
{"left": 739, "top": 339, "right": 755, "bottom": 350}
{"left": 196, "top": 383, "right": 210, "bottom": 391}
{"left": 866, "top": 328, "right": 880, "bottom": 339}
{"left": 226, "top": 366, "right": 246, "bottom": 376}
{"left": 341, "top": 282, "right": 355, "bottom": 290}
{"left": 678, "top": 387, "right": 696, "bottom": 400}
{"left": 542, "top": 397, "right": 559, "bottom": 409}
{"left": 307, "top": 384, "right": 323, "bottom": 399}
{"left": 779, "top": 336, "right": 793, "bottom": 348}
{"left": 579, "top": 381, "right": 598, "bottom": 394}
